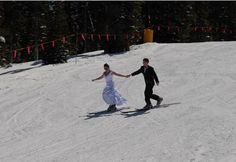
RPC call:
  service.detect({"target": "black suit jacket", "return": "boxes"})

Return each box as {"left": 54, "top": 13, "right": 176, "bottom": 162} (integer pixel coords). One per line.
{"left": 131, "top": 65, "right": 159, "bottom": 85}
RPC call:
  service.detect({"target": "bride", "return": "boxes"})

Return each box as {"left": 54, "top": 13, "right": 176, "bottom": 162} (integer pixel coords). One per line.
{"left": 92, "top": 63, "right": 128, "bottom": 111}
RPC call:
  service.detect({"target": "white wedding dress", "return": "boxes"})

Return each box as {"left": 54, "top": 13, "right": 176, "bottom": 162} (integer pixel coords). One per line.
{"left": 102, "top": 72, "right": 127, "bottom": 106}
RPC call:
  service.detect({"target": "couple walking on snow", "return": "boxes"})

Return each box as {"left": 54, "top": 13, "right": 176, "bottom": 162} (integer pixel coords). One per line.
{"left": 92, "top": 58, "right": 163, "bottom": 111}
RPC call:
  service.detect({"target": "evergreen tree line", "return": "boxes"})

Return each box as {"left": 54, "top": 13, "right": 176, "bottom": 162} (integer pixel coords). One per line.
{"left": 0, "top": 1, "right": 235, "bottom": 64}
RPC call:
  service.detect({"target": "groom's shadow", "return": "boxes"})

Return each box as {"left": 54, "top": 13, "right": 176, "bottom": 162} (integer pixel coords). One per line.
{"left": 121, "top": 102, "right": 181, "bottom": 118}
{"left": 158, "top": 102, "right": 181, "bottom": 108}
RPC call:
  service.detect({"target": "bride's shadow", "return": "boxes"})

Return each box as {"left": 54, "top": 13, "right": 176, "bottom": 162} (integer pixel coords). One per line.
{"left": 85, "top": 110, "right": 116, "bottom": 120}
{"left": 85, "top": 107, "right": 130, "bottom": 120}
{"left": 121, "top": 102, "right": 181, "bottom": 118}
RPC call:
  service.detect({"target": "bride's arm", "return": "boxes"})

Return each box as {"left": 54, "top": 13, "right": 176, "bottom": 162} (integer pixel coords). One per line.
{"left": 92, "top": 73, "right": 104, "bottom": 81}
{"left": 112, "top": 71, "right": 128, "bottom": 78}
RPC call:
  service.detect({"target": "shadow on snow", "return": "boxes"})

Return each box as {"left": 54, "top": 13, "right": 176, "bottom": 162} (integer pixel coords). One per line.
{"left": 121, "top": 102, "right": 181, "bottom": 118}
{"left": 84, "top": 102, "right": 181, "bottom": 120}
{"left": 0, "top": 65, "right": 42, "bottom": 76}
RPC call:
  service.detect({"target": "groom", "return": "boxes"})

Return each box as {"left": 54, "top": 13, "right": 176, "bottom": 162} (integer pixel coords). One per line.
{"left": 128, "top": 58, "right": 163, "bottom": 109}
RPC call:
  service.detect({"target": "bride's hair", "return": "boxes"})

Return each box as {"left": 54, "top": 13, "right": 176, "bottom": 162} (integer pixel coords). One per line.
{"left": 104, "top": 63, "right": 110, "bottom": 68}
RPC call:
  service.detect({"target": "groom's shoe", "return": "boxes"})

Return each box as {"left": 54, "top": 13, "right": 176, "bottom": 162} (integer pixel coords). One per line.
{"left": 143, "top": 104, "right": 153, "bottom": 110}
{"left": 156, "top": 97, "right": 163, "bottom": 107}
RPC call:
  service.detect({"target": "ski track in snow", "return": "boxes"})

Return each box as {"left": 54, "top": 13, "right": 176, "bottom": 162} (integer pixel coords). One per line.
{"left": 0, "top": 42, "right": 236, "bottom": 162}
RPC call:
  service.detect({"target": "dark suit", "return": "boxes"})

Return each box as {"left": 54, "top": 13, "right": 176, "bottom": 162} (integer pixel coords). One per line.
{"left": 132, "top": 65, "right": 161, "bottom": 105}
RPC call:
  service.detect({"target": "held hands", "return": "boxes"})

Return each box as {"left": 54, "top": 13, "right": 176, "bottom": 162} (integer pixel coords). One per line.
{"left": 93, "top": 74, "right": 130, "bottom": 81}
{"left": 126, "top": 74, "right": 131, "bottom": 78}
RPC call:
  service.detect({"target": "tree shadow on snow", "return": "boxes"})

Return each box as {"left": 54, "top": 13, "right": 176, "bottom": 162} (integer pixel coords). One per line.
{"left": 121, "top": 102, "right": 181, "bottom": 118}
{"left": 0, "top": 66, "right": 42, "bottom": 76}
{"left": 69, "top": 51, "right": 127, "bottom": 60}
{"left": 69, "top": 52, "right": 106, "bottom": 59}
{"left": 31, "top": 60, "right": 42, "bottom": 66}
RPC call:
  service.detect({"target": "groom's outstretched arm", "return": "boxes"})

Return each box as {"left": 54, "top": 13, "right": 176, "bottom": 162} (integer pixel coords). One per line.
{"left": 131, "top": 67, "right": 143, "bottom": 76}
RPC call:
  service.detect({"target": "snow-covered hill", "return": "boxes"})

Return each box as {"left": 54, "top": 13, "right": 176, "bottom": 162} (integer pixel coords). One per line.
{"left": 0, "top": 42, "right": 235, "bottom": 162}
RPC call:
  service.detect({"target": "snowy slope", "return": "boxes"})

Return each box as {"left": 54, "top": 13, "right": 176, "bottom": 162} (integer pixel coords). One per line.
{"left": 0, "top": 42, "right": 235, "bottom": 162}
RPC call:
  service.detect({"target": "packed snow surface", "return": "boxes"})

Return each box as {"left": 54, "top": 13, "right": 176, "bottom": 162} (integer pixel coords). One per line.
{"left": 0, "top": 42, "right": 235, "bottom": 162}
